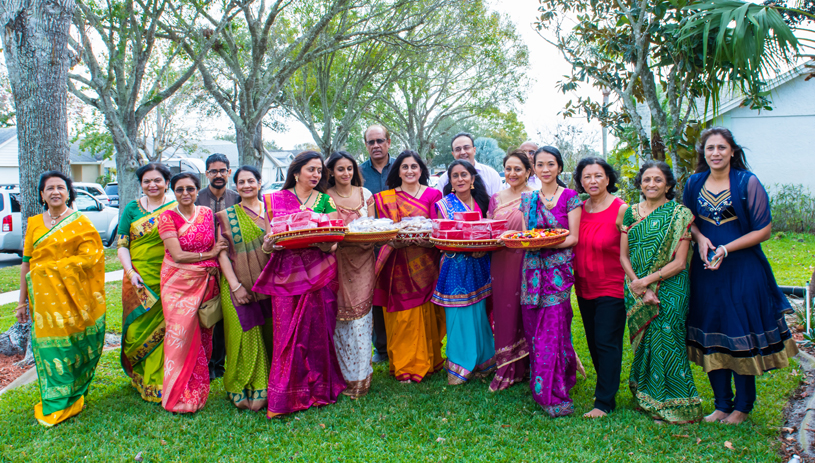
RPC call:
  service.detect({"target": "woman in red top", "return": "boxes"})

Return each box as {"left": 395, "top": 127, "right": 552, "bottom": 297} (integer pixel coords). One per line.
{"left": 573, "top": 157, "right": 628, "bottom": 418}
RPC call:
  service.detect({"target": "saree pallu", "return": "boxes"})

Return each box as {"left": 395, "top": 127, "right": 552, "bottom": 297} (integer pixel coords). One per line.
{"left": 623, "top": 200, "right": 702, "bottom": 424}
{"left": 487, "top": 195, "right": 528, "bottom": 391}
{"left": 373, "top": 188, "right": 446, "bottom": 382}
{"left": 216, "top": 204, "right": 272, "bottom": 410}
{"left": 432, "top": 194, "right": 495, "bottom": 385}
{"left": 24, "top": 213, "right": 106, "bottom": 426}
{"left": 159, "top": 259, "right": 218, "bottom": 413}
{"left": 519, "top": 190, "right": 581, "bottom": 417}
{"left": 254, "top": 190, "right": 346, "bottom": 416}
{"left": 120, "top": 200, "right": 176, "bottom": 403}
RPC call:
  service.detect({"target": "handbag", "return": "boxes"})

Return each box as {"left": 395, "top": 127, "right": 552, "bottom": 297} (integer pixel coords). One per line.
{"left": 198, "top": 295, "right": 223, "bottom": 329}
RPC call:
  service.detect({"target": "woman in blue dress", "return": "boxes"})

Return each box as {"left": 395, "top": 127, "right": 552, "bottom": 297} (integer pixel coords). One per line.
{"left": 431, "top": 160, "right": 496, "bottom": 385}
{"left": 684, "top": 127, "right": 798, "bottom": 425}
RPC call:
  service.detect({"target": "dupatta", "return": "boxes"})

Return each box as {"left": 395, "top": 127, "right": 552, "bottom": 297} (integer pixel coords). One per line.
{"left": 623, "top": 201, "right": 693, "bottom": 352}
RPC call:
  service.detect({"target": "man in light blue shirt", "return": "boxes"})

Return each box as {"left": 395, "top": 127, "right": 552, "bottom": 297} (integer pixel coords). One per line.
{"left": 435, "top": 132, "right": 503, "bottom": 196}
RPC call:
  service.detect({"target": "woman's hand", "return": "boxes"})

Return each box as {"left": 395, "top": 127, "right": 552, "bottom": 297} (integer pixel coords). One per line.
{"left": 129, "top": 271, "right": 144, "bottom": 288}
{"left": 340, "top": 242, "right": 375, "bottom": 251}
{"left": 311, "top": 242, "right": 337, "bottom": 253}
{"left": 696, "top": 233, "right": 713, "bottom": 266}
{"left": 206, "top": 266, "right": 219, "bottom": 276}
{"left": 15, "top": 303, "right": 29, "bottom": 323}
{"left": 388, "top": 239, "right": 408, "bottom": 249}
{"left": 233, "top": 286, "right": 251, "bottom": 305}
{"left": 209, "top": 237, "right": 229, "bottom": 259}
{"left": 262, "top": 233, "right": 277, "bottom": 253}
{"left": 642, "top": 289, "right": 660, "bottom": 305}
{"left": 705, "top": 246, "right": 726, "bottom": 271}
{"left": 416, "top": 239, "right": 435, "bottom": 248}
{"left": 471, "top": 251, "right": 487, "bottom": 259}
{"left": 629, "top": 278, "right": 648, "bottom": 296}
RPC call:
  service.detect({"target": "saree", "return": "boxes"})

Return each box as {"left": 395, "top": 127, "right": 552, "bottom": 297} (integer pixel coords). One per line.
{"left": 119, "top": 199, "right": 176, "bottom": 403}
{"left": 216, "top": 203, "right": 273, "bottom": 411}
{"left": 623, "top": 200, "right": 702, "bottom": 424}
{"left": 373, "top": 188, "right": 446, "bottom": 382}
{"left": 431, "top": 194, "right": 495, "bottom": 385}
{"left": 487, "top": 194, "right": 529, "bottom": 391}
{"left": 330, "top": 187, "right": 376, "bottom": 398}
{"left": 519, "top": 189, "right": 580, "bottom": 417}
{"left": 158, "top": 206, "right": 220, "bottom": 414}
{"left": 23, "top": 212, "right": 106, "bottom": 426}
{"left": 253, "top": 190, "right": 346, "bottom": 416}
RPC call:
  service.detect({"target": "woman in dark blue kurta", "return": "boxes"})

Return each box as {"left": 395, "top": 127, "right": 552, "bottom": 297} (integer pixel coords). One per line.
{"left": 684, "top": 127, "right": 797, "bottom": 424}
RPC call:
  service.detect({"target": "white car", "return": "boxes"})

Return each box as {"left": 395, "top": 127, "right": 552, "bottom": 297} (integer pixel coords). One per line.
{"left": 74, "top": 182, "right": 111, "bottom": 206}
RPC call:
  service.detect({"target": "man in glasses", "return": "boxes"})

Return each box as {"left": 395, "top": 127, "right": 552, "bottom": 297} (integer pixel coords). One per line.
{"left": 194, "top": 152, "right": 239, "bottom": 380}
{"left": 359, "top": 124, "right": 395, "bottom": 364}
{"left": 435, "top": 132, "right": 503, "bottom": 196}
{"left": 518, "top": 141, "right": 540, "bottom": 189}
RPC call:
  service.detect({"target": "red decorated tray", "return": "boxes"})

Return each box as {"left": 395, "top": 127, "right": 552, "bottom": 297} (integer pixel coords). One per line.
{"left": 500, "top": 229, "right": 569, "bottom": 250}
{"left": 273, "top": 227, "right": 347, "bottom": 249}
{"left": 430, "top": 237, "right": 503, "bottom": 252}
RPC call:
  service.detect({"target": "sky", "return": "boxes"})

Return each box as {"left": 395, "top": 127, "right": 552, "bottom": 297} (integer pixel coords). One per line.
{"left": 265, "top": 0, "right": 607, "bottom": 152}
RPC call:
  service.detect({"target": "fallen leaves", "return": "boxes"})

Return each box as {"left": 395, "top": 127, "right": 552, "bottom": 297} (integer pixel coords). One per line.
{"left": 436, "top": 437, "right": 446, "bottom": 443}
{"left": 672, "top": 434, "right": 689, "bottom": 438}
{"left": 724, "top": 441, "right": 734, "bottom": 450}
{"left": 134, "top": 452, "right": 143, "bottom": 462}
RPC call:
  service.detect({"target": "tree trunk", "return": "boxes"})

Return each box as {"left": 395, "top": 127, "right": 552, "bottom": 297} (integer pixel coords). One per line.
{"left": 110, "top": 124, "right": 141, "bottom": 218}
{"left": 235, "top": 121, "right": 264, "bottom": 169}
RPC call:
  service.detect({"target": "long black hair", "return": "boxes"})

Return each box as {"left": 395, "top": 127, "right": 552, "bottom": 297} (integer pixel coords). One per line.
{"left": 695, "top": 127, "right": 750, "bottom": 173}
{"left": 573, "top": 157, "right": 620, "bottom": 194}
{"left": 385, "top": 150, "right": 430, "bottom": 190}
{"left": 326, "top": 151, "right": 363, "bottom": 188}
{"left": 442, "top": 160, "right": 490, "bottom": 217}
{"left": 533, "top": 146, "right": 567, "bottom": 187}
{"left": 282, "top": 151, "right": 328, "bottom": 193}
{"left": 38, "top": 171, "right": 75, "bottom": 209}
{"left": 634, "top": 161, "right": 677, "bottom": 200}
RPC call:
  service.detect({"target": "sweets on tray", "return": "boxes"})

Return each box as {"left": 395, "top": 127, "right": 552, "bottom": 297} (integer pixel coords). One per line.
{"left": 347, "top": 217, "right": 396, "bottom": 233}
{"left": 272, "top": 211, "right": 344, "bottom": 234}
{"left": 453, "top": 211, "right": 481, "bottom": 221}
{"left": 431, "top": 216, "right": 509, "bottom": 239}
{"left": 432, "top": 219, "right": 457, "bottom": 231}
{"left": 397, "top": 217, "right": 433, "bottom": 233}
{"left": 502, "top": 229, "right": 567, "bottom": 240}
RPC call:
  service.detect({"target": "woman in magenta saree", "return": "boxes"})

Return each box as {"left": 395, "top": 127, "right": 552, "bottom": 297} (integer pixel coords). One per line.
{"left": 253, "top": 151, "right": 346, "bottom": 417}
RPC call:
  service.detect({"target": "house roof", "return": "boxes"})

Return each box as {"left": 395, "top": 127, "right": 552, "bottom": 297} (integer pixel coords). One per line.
{"left": 0, "top": 127, "right": 107, "bottom": 166}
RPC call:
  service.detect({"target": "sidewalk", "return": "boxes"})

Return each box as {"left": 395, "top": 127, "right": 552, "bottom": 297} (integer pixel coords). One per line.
{"left": 0, "top": 269, "right": 124, "bottom": 305}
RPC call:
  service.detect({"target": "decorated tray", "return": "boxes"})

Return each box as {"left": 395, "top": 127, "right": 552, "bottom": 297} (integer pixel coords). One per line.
{"left": 273, "top": 227, "right": 347, "bottom": 249}
{"left": 500, "top": 229, "right": 569, "bottom": 250}
{"left": 392, "top": 230, "right": 432, "bottom": 243}
{"left": 430, "top": 237, "right": 503, "bottom": 252}
{"left": 343, "top": 228, "right": 400, "bottom": 244}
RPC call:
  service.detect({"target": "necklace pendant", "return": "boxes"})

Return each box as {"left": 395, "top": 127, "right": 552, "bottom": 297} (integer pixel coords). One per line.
{"left": 51, "top": 219, "right": 56, "bottom": 226}
{"left": 300, "top": 205, "right": 307, "bottom": 211}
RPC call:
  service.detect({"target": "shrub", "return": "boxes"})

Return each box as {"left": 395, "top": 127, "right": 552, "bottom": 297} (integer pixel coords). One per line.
{"left": 769, "top": 184, "right": 815, "bottom": 234}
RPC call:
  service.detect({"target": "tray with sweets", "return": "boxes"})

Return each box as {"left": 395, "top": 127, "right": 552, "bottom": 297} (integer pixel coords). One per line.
{"left": 272, "top": 226, "right": 347, "bottom": 249}
{"left": 429, "top": 237, "right": 504, "bottom": 252}
{"left": 343, "top": 218, "right": 401, "bottom": 244}
{"left": 500, "top": 228, "right": 569, "bottom": 250}
{"left": 392, "top": 217, "right": 433, "bottom": 243}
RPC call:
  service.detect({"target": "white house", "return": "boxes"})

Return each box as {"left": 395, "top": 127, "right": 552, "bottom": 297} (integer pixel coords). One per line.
{"left": 0, "top": 127, "right": 107, "bottom": 184}
{"left": 705, "top": 60, "right": 815, "bottom": 191}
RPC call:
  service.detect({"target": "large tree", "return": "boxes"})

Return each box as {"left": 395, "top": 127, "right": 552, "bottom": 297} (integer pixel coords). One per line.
{"left": 371, "top": 0, "right": 529, "bottom": 160}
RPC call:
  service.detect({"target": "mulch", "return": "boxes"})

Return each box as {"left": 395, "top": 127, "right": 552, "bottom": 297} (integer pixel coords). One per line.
{"left": 0, "top": 353, "right": 33, "bottom": 390}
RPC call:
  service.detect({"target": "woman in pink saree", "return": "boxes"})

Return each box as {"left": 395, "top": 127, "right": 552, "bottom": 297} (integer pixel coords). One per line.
{"left": 253, "top": 151, "right": 346, "bottom": 417}
{"left": 158, "top": 173, "right": 227, "bottom": 413}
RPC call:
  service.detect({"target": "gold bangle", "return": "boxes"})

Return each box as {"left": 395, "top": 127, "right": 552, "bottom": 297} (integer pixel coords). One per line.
{"left": 262, "top": 245, "right": 273, "bottom": 255}
{"left": 658, "top": 268, "right": 663, "bottom": 281}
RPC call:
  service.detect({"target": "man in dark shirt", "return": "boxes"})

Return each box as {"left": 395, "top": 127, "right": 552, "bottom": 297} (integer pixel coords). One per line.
{"left": 359, "top": 125, "right": 395, "bottom": 363}
{"left": 195, "top": 153, "right": 240, "bottom": 379}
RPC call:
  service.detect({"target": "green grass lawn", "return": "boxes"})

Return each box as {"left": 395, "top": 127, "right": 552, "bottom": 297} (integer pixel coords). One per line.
{"left": 0, "top": 235, "right": 812, "bottom": 461}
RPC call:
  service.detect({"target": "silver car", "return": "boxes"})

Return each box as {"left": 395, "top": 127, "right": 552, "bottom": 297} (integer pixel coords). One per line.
{"left": 0, "top": 188, "right": 120, "bottom": 254}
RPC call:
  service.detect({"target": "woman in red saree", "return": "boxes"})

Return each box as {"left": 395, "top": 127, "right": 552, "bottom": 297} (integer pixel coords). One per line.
{"left": 158, "top": 173, "right": 227, "bottom": 413}
{"left": 253, "top": 151, "right": 347, "bottom": 417}
{"left": 373, "top": 150, "right": 445, "bottom": 383}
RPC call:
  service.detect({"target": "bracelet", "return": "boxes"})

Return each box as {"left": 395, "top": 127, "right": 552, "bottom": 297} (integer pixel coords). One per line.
{"left": 230, "top": 283, "right": 243, "bottom": 293}
{"left": 658, "top": 268, "right": 664, "bottom": 281}
{"left": 262, "top": 245, "right": 273, "bottom": 255}
{"left": 717, "top": 245, "right": 728, "bottom": 258}
{"left": 15, "top": 303, "right": 28, "bottom": 311}
{"left": 199, "top": 252, "right": 203, "bottom": 260}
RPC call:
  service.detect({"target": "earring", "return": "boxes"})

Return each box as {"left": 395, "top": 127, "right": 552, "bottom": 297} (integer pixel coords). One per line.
{"left": 295, "top": 176, "right": 299, "bottom": 182}
{"left": 470, "top": 183, "right": 474, "bottom": 190}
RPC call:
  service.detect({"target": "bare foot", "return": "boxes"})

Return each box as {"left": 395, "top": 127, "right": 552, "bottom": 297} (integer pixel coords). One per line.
{"left": 653, "top": 419, "right": 665, "bottom": 425}
{"left": 583, "top": 408, "right": 607, "bottom": 418}
{"left": 704, "top": 410, "right": 730, "bottom": 422}
{"left": 399, "top": 379, "right": 412, "bottom": 384}
{"left": 721, "top": 411, "right": 748, "bottom": 425}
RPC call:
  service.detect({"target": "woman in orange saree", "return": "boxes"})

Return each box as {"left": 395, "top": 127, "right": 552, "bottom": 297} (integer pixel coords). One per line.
{"left": 373, "top": 150, "right": 445, "bottom": 383}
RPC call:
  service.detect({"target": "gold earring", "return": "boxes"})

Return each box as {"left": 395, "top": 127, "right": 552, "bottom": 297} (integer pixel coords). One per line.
{"left": 295, "top": 176, "right": 299, "bottom": 182}
{"left": 470, "top": 183, "right": 474, "bottom": 190}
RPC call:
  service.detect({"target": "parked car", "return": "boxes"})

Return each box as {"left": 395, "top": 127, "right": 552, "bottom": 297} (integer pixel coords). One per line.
{"left": 74, "top": 182, "right": 111, "bottom": 206}
{"left": 0, "top": 189, "right": 120, "bottom": 255}
{"left": 104, "top": 182, "right": 119, "bottom": 208}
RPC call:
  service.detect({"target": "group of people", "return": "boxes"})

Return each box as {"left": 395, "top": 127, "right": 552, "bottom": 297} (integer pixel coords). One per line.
{"left": 14, "top": 125, "right": 797, "bottom": 427}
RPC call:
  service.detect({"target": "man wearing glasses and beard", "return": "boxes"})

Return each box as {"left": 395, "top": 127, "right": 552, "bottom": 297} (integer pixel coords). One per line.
{"left": 195, "top": 152, "right": 240, "bottom": 380}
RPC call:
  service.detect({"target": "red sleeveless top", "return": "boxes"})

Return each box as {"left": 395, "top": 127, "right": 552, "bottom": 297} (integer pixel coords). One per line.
{"left": 574, "top": 197, "right": 625, "bottom": 299}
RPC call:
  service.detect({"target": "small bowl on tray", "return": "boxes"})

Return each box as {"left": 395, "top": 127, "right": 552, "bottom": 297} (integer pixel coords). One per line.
{"left": 272, "top": 226, "right": 347, "bottom": 249}
{"left": 500, "top": 229, "right": 569, "bottom": 250}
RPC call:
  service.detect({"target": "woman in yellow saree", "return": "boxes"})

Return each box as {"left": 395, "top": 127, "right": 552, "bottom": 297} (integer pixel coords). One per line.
{"left": 117, "top": 163, "right": 176, "bottom": 402}
{"left": 16, "top": 171, "right": 106, "bottom": 426}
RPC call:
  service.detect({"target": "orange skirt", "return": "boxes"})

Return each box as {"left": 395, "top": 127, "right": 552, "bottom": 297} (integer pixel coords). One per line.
{"left": 384, "top": 301, "right": 446, "bottom": 382}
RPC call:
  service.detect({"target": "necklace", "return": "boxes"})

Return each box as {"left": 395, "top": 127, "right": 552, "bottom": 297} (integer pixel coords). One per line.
{"left": 456, "top": 193, "right": 474, "bottom": 211}
{"left": 293, "top": 188, "right": 314, "bottom": 211}
{"left": 540, "top": 185, "right": 559, "bottom": 207}
{"left": 144, "top": 195, "right": 166, "bottom": 212}
{"left": 175, "top": 206, "right": 197, "bottom": 224}
{"left": 588, "top": 192, "right": 610, "bottom": 213}
{"left": 47, "top": 207, "right": 69, "bottom": 226}
{"left": 401, "top": 185, "right": 422, "bottom": 199}
{"left": 334, "top": 186, "right": 353, "bottom": 198}
{"left": 242, "top": 201, "right": 263, "bottom": 218}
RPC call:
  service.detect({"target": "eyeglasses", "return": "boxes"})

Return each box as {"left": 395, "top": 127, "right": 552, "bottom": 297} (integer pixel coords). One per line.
{"left": 142, "top": 178, "right": 164, "bottom": 185}
{"left": 366, "top": 138, "right": 387, "bottom": 146}
{"left": 207, "top": 169, "right": 228, "bottom": 176}
{"left": 174, "top": 187, "right": 197, "bottom": 194}
{"left": 524, "top": 150, "right": 535, "bottom": 156}
{"left": 453, "top": 145, "right": 472, "bottom": 153}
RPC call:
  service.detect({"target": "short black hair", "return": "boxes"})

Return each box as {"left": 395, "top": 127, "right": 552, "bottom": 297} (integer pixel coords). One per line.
{"left": 634, "top": 161, "right": 677, "bottom": 200}
{"left": 38, "top": 171, "right": 75, "bottom": 209}
{"left": 450, "top": 132, "right": 475, "bottom": 150}
{"left": 170, "top": 172, "right": 201, "bottom": 191}
{"left": 205, "top": 153, "right": 230, "bottom": 170}
{"left": 573, "top": 157, "right": 620, "bottom": 194}
{"left": 136, "top": 162, "right": 172, "bottom": 182}
{"left": 233, "top": 165, "right": 261, "bottom": 184}
{"left": 326, "top": 151, "right": 363, "bottom": 188}
{"left": 386, "top": 150, "right": 430, "bottom": 189}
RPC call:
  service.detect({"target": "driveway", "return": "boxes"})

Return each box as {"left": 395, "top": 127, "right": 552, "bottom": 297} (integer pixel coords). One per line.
{"left": 0, "top": 254, "right": 21, "bottom": 269}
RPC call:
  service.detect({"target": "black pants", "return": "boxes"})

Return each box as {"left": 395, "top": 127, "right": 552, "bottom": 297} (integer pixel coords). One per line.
{"left": 708, "top": 369, "right": 756, "bottom": 414}
{"left": 372, "top": 305, "right": 388, "bottom": 356}
{"left": 577, "top": 296, "right": 626, "bottom": 413}
{"left": 208, "top": 319, "right": 226, "bottom": 379}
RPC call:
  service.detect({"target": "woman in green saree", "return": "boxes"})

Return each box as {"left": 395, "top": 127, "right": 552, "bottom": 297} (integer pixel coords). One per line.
{"left": 620, "top": 161, "right": 702, "bottom": 424}
{"left": 118, "top": 163, "right": 176, "bottom": 402}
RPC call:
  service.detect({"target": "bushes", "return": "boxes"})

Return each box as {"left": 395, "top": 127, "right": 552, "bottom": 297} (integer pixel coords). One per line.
{"left": 769, "top": 184, "right": 815, "bottom": 234}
